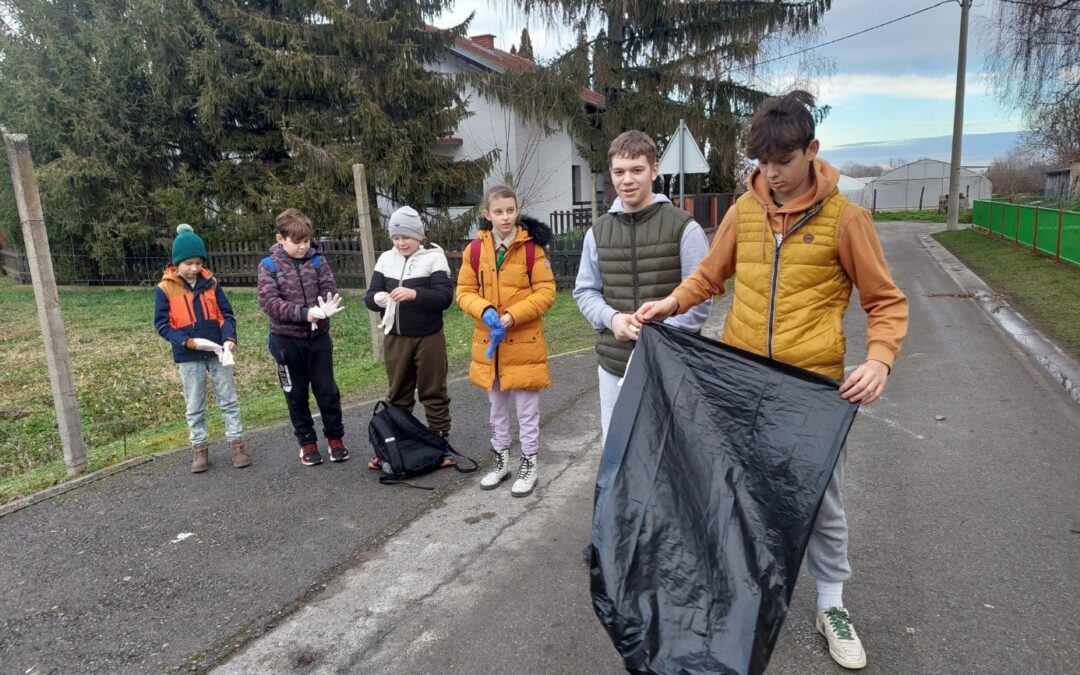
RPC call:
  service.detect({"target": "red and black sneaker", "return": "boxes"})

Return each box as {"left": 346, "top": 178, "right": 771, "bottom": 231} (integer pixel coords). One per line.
{"left": 328, "top": 439, "right": 350, "bottom": 463}
{"left": 299, "top": 442, "right": 323, "bottom": 466}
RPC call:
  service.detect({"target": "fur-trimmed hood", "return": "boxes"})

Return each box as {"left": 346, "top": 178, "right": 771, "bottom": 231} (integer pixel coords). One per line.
{"left": 478, "top": 214, "right": 552, "bottom": 247}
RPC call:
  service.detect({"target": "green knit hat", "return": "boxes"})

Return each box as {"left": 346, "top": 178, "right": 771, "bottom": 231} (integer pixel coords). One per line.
{"left": 171, "top": 224, "right": 207, "bottom": 264}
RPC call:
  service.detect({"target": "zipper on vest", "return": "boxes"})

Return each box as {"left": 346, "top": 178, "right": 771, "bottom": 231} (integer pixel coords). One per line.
{"left": 629, "top": 215, "right": 640, "bottom": 307}
{"left": 294, "top": 258, "right": 313, "bottom": 333}
{"left": 765, "top": 202, "right": 825, "bottom": 358}
{"left": 396, "top": 255, "right": 409, "bottom": 334}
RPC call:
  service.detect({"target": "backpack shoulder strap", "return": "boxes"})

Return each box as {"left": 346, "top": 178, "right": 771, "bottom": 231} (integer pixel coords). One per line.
{"left": 312, "top": 253, "right": 322, "bottom": 269}
{"left": 444, "top": 441, "right": 479, "bottom": 474}
{"left": 469, "top": 239, "right": 482, "bottom": 274}
{"left": 261, "top": 256, "right": 277, "bottom": 275}
{"left": 525, "top": 241, "right": 536, "bottom": 278}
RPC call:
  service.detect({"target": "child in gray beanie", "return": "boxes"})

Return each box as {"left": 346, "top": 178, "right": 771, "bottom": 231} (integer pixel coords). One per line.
{"left": 387, "top": 206, "right": 426, "bottom": 241}
{"left": 364, "top": 206, "right": 455, "bottom": 470}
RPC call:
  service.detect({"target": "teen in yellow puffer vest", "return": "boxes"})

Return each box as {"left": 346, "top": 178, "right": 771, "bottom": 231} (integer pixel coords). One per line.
{"left": 636, "top": 90, "right": 908, "bottom": 671}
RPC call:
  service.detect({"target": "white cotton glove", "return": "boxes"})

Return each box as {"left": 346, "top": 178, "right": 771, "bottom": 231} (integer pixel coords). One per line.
{"left": 217, "top": 345, "right": 235, "bottom": 367}
{"left": 307, "top": 304, "right": 327, "bottom": 330}
{"left": 373, "top": 291, "right": 389, "bottom": 308}
{"left": 318, "top": 293, "right": 344, "bottom": 318}
{"left": 378, "top": 298, "right": 399, "bottom": 335}
{"left": 191, "top": 338, "right": 223, "bottom": 353}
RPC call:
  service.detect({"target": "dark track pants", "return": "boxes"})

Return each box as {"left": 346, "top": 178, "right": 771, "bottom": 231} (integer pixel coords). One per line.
{"left": 271, "top": 332, "right": 345, "bottom": 445}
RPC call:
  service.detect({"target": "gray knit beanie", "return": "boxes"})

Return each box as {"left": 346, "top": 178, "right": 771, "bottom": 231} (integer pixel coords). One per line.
{"left": 388, "top": 206, "right": 425, "bottom": 241}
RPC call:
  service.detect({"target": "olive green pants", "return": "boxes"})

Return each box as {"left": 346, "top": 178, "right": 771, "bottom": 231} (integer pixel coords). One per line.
{"left": 383, "top": 330, "right": 451, "bottom": 432}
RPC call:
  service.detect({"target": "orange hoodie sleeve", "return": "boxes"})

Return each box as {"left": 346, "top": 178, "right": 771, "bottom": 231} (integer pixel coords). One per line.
{"left": 837, "top": 204, "right": 909, "bottom": 369}
{"left": 670, "top": 205, "right": 738, "bottom": 312}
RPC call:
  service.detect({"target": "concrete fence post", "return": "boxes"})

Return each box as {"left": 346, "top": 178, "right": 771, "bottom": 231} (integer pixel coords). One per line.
{"left": 352, "top": 164, "right": 384, "bottom": 362}
{"left": 3, "top": 132, "right": 87, "bottom": 475}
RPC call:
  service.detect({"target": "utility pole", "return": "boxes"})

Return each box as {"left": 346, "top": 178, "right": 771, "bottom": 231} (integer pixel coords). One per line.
{"left": 3, "top": 132, "right": 87, "bottom": 475}
{"left": 352, "top": 164, "right": 384, "bottom": 362}
{"left": 947, "top": 0, "right": 971, "bottom": 231}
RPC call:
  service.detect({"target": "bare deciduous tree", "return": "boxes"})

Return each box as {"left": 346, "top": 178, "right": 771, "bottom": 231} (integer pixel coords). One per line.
{"left": 985, "top": 148, "right": 1052, "bottom": 196}
{"left": 986, "top": 0, "right": 1080, "bottom": 162}
{"left": 839, "top": 162, "right": 884, "bottom": 178}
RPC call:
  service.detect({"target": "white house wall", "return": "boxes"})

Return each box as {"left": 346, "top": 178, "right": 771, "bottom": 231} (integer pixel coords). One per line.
{"left": 417, "top": 55, "right": 590, "bottom": 231}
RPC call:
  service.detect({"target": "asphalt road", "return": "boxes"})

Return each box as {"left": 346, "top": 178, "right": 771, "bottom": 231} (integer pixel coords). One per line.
{"left": 2, "top": 221, "right": 1078, "bottom": 674}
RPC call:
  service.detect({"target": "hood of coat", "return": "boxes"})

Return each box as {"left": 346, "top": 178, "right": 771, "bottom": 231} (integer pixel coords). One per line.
{"left": 747, "top": 158, "right": 840, "bottom": 213}
{"left": 478, "top": 214, "right": 551, "bottom": 247}
{"left": 608, "top": 192, "right": 673, "bottom": 215}
{"left": 160, "top": 265, "right": 215, "bottom": 292}
{"left": 266, "top": 238, "right": 326, "bottom": 262}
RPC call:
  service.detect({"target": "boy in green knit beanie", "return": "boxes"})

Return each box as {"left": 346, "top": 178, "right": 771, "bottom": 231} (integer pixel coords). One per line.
{"left": 154, "top": 224, "right": 251, "bottom": 472}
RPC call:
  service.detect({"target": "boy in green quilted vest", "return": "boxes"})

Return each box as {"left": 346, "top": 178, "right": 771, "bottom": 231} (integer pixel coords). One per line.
{"left": 637, "top": 90, "right": 909, "bottom": 670}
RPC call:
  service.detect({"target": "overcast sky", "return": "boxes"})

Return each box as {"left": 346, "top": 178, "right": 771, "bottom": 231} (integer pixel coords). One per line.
{"left": 435, "top": 0, "right": 1025, "bottom": 150}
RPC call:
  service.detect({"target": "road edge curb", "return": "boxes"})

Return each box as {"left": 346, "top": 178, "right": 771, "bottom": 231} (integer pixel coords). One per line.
{"left": 918, "top": 230, "right": 1080, "bottom": 406}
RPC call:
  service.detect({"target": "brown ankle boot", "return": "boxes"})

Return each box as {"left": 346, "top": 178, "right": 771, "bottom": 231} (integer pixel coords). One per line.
{"left": 191, "top": 442, "right": 209, "bottom": 473}
{"left": 229, "top": 439, "right": 252, "bottom": 468}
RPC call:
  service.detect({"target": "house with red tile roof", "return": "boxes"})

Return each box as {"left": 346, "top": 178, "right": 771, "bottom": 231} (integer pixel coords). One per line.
{"left": 427, "top": 32, "right": 606, "bottom": 230}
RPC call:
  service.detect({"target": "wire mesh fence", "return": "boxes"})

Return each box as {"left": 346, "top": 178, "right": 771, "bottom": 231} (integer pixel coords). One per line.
{"left": 1, "top": 235, "right": 586, "bottom": 290}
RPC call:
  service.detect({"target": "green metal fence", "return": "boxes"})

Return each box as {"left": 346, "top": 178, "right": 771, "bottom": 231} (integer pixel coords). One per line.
{"left": 972, "top": 200, "right": 1080, "bottom": 268}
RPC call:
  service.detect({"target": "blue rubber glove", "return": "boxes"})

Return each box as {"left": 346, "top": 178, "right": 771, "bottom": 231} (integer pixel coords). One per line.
{"left": 486, "top": 325, "right": 505, "bottom": 360}
{"left": 482, "top": 307, "right": 501, "bottom": 331}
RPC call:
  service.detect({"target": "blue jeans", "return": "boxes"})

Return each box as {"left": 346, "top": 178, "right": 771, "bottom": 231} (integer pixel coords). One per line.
{"left": 178, "top": 357, "right": 243, "bottom": 445}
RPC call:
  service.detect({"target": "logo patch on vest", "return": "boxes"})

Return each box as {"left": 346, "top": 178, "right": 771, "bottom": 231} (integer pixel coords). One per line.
{"left": 802, "top": 233, "right": 815, "bottom": 244}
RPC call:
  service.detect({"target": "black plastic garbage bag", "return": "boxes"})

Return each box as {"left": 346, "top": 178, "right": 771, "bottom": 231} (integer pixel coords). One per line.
{"left": 590, "top": 323, "right": 858, "bottom": 675}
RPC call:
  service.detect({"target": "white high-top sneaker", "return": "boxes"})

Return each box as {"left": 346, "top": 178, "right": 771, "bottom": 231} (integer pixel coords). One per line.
{"left": 479, "top": 449, "right": 510, "bottom": 490}
{"left": 511, "top": 454, "right": 538, "bottom": 497}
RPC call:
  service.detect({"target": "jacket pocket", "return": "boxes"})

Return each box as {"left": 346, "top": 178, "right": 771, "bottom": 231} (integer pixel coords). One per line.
{"left": 506, "top": 328, "right": 541, "bottom": 344}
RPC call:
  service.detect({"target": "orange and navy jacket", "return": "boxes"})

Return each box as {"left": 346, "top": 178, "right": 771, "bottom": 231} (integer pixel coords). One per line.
{"left": 154, "top": 265, "right": 237, "bottom": 363}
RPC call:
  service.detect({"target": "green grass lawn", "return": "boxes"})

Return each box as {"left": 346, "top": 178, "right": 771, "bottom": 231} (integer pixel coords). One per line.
{"left": 933, "top": 228, "right": 1080, "bottom": 358}
{"left": 873, "top": 209, "right": 972, "bottom": 223}
{"left": 0, "top": 279, "right": 594, "bottom": 504}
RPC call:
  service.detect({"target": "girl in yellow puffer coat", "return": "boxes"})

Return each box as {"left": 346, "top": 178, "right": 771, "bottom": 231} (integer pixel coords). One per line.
{"left": 456, "top": 185, "right": 556, "bottom": 497}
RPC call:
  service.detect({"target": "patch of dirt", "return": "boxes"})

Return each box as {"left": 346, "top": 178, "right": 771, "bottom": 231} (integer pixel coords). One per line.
{"left": 925, "top": 290, "right": 1010, "bottom": 313}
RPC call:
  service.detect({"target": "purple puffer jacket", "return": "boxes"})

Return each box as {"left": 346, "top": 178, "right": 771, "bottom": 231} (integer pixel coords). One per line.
{"left": 257, "top": 241, "right": 338, "bottom": 339}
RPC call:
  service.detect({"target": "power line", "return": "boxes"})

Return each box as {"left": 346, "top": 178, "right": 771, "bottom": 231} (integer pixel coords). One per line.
{"left": 731, "top": 0, "right": 958, "bottom": 73}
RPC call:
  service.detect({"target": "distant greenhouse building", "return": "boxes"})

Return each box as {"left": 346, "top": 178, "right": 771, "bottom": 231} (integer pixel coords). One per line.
{"left": 838, "top": 174, "right": 866, "bottom": 201}
{"left": 858, "top": 159, "right": 992, "bottom": 211}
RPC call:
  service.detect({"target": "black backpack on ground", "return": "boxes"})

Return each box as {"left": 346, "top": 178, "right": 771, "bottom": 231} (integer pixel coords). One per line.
{"left": 368, "top": 401, "right": 478, "bottom": 488}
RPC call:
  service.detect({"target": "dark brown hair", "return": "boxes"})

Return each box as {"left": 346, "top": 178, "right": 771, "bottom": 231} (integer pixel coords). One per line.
{"left": 275, "top": 208, "right": 315, "bottom": 241}
{"left": 608, "top": 130, "right": 657, "bottom": 165}
{"left": 745, "top": 90, "right": 817, "bottom": 160}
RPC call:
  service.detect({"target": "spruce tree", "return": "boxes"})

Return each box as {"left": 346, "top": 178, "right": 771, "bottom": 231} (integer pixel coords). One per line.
{"left": 0, "top": 0, "right": 185, "bottom": 274}
{"left": 489, "top": 1, "right": 832, "bottom": 192}
{"left": 518, "top": 27, "right": 535, "bottom": 62}
{"left": 0, "top": 0, "right": 494, "bottom": 266}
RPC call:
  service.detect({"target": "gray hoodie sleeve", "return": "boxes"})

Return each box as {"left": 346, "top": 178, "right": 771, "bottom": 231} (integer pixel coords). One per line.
{"left": 664, "top": 220, "right": 711, "bottom": 334}
{"left": 572, "top": 229, "right": 619, "bottom": 331}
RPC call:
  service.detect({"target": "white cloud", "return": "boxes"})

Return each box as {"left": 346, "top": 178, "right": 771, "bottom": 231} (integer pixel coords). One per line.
{"left": 818, "top": 72, "right": 989, "bottom": 102}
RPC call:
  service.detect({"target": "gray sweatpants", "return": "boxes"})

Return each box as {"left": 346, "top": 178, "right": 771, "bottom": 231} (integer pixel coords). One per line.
{"left": 805, "top": 444, "right": 852, "bottom": 583}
